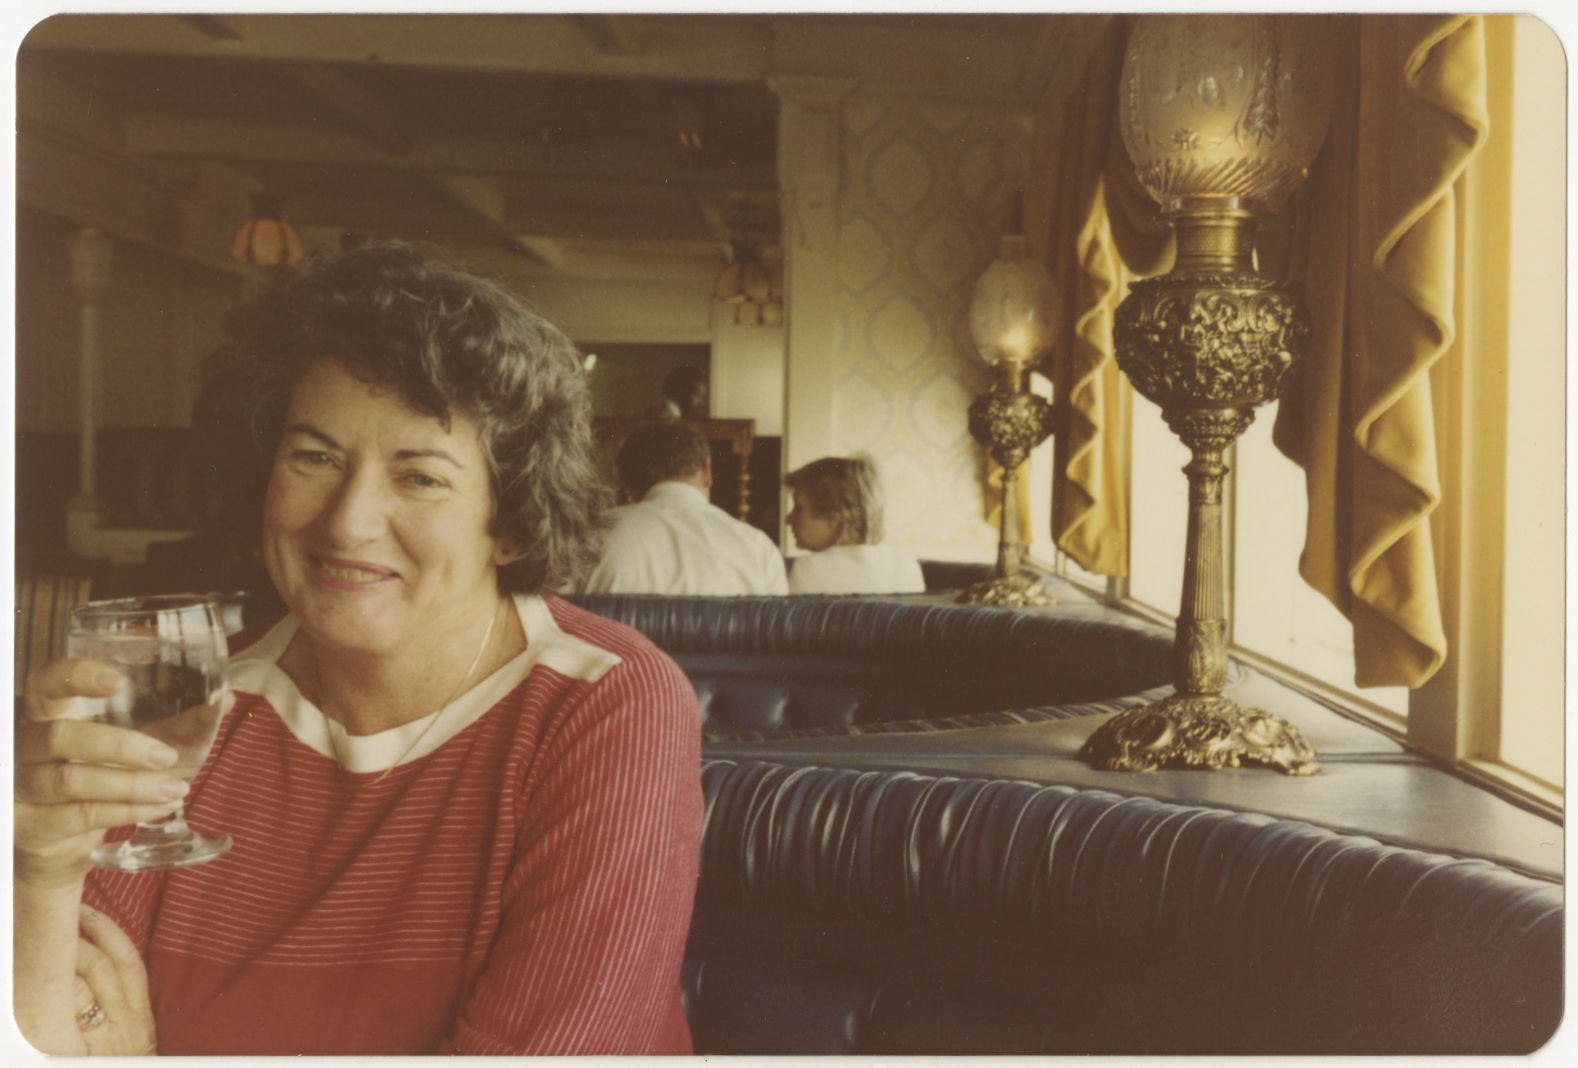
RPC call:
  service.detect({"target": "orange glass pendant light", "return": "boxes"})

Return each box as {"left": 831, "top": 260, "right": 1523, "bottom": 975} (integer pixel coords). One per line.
{"left": 231, "top": 193, "right": 305, "bottom": 268}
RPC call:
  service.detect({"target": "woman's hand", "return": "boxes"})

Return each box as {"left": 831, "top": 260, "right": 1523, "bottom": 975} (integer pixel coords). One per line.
{"left": 14, "top": 657, "right": 190, "bottom": 886}
{"left": 72, "top": 906, "right": 158, "bottom": 1055}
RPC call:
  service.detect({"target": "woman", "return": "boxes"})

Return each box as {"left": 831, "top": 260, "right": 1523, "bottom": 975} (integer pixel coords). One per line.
{"left": 784, "top": 456, "right": 925, "bottom": 596}
{"left": 14, "top": 244, "right": 704, "bottom": 1055}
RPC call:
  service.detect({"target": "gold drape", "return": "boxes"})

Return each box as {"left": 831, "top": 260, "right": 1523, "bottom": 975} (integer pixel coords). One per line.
{"left": 1267, "top": 15, "right": 1488, "bottom": 687}
{"left": 1025, "top": 19, "right": 1171, "bottom": 575}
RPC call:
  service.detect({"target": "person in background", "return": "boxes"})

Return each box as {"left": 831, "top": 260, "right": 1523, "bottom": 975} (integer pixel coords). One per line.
{"left": 13, "top": 243, "right": 703, "bottom": 1056}
{"left": 785, "top": 455, "right": 926, "bottom": 596}
{"left": 645, "top": 365, "right": 709, "bottom": 422}
{"left": 581, "top": 421, "right": 787, "bottom": 596}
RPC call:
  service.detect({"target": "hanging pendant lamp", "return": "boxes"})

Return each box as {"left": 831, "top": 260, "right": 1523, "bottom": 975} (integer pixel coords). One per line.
{"left": 231, "top": 192, "right": 305, "bottom": 268}
{"left": 714, "top": 238, "right": 779, "bottom": 327}
{"left": 713, "top": 240, "right": 772, "bottom": 305}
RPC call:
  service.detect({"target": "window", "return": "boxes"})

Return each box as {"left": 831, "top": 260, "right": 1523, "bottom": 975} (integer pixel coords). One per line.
{"left": 1057, "top": 15, "right": 1562, "bottom": 806}
{"left": 1231, "top": 414, "right": 1408, "bottom": 719}
{"left": 1493, "top": 68, "right": 1564, "bottom": 780}
{"left": 1445, "top": 14, "right": 1563, "bottom": 794}
{"left": 1125, "top": 391, "right": 1189, "bottom": 619}
{"left": 1123, "top": 390, "right": 1408, "bottom": 721}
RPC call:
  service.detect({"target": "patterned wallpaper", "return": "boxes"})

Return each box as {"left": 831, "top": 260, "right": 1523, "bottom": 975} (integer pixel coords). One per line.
{"left": 832, "top": 96, "right": 1032, "bottom": 559}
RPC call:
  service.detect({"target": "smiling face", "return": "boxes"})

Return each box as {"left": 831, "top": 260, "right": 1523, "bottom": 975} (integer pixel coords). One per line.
{"left": 262, "top": 359, "right": 512, "bottom": 659}
{"left": 787, "top": 488, "right": 842, "bottom": 553}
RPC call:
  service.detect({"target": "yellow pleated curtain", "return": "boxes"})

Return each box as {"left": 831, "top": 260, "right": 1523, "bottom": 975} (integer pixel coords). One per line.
{"left": 1031, "top": 15, "right": 1487, "bottom": 690}
{"left": 1024, "top": 18, "right": 1170, "bottom": 577}
{"left": 1265, "top": 15, "right": 1487, "bottom": 688}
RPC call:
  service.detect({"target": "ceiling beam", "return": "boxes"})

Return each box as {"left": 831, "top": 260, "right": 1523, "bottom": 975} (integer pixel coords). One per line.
{"left": 176, "top": 14, "right": 243, "bottom": 41}
{"left": 512, "top": 236, "right": 568, "bottom": 271}
{"left": 503, "top": 203, "right": 718, "bottom": 244}
{"left": 122, "top": 114, "right": 777, "bottom": 189}
{"left": 17, "top": 126, "right": 249, "bottom": 277}
{"left": 768, "top": 17, "right": 1034, "bottom": 104}
{"left": 688, "top": 189, "right": 734, "bottom": 247}
{"left": 421, "top": 174, "right": 573, "bottom": 269}
{"left": 276, "top": 63, "right": 415, "bottom": 156}
{"left": 16, "top": 54, "right": 129, "bottom": 153}
{"left": 24, "top": 14, "right": 773, "bottom": 86}
{"left": 566, "top": 15, "right": 643, "bottom": 57}
{"left": 289, "top": 186, "right": 720, "bottom": 245}
{"left": 24, "top": 13, "right": 1048, "bottom": 104}
{"left": 284, "top": 191, "right": 494, "bottom": 237}
{"left": 426, "top": 174, "right": 507, "bottom": 226}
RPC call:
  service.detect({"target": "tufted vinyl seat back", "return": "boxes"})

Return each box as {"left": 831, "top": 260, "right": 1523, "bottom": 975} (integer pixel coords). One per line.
{"left": 571, "top": 596, "right": 1178, "bottom": 738}
{"left": 683, "top": 760, "right": 1563, "bottom": 1055}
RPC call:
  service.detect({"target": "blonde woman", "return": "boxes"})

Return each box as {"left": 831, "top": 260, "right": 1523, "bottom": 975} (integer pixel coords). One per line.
{"left": 784, "top": 456, "right": 925, "bottom": 595}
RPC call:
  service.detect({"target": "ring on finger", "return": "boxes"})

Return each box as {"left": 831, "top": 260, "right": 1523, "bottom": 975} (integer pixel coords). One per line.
{"left": 76, "top": 1000, "right": 108, "bottom": 1031}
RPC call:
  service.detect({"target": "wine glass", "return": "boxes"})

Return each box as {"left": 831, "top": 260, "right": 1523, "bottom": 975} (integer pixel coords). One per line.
{"left": 67, "top": 594, "right": 233, "bottom": 871}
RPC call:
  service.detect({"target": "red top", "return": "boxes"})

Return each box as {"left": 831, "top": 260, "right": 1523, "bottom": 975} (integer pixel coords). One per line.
{"left": 84, "top": 596, "right": 703, "bottom": 1055}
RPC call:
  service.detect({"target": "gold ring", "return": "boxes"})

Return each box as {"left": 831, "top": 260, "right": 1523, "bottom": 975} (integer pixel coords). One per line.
{"left": 76, "top": 1000, "right": 108, "bottom": 1031}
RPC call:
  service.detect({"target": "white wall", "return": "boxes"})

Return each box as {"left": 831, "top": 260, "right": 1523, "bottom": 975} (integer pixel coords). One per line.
{"left": 710, "top": 312, "right": 785, "bottom": 435}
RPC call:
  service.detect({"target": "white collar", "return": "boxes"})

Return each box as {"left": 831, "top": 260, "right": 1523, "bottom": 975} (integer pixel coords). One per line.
{"left": 643, "top": 480, "right": 711, "bottom": 507}
{"left": 229, "top": 593, "right": 619, "bottom": 773}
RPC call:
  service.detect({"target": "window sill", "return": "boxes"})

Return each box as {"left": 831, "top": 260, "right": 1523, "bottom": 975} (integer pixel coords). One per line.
{"left": 1457, "top": 759, "right": 1563, "bottom": 823}
{"left": 1050, "top": 570, "right": 1560, "bottom": 826}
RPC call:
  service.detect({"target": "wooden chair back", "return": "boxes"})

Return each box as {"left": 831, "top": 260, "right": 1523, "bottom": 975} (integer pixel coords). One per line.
{"left": 13, "top": 555, "right": 109, "bottom": 696}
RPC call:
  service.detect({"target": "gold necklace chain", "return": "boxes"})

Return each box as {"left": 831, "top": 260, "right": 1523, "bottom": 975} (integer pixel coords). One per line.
{"left": 316, "top": 599, "right": 502, "bottom": 785}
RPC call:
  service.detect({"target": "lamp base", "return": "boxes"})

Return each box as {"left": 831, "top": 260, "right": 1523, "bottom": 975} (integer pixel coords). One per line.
{"left": 1078, "top": 693, "right": 1320, "bottom": 775}
{"left": 957, "top": 572, "right": 1056, "bottom": 608}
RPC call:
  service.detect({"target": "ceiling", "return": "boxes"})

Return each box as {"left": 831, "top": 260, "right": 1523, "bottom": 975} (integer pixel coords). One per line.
{"left": 17, "top": 12, "right": 1090, "bottom": 279}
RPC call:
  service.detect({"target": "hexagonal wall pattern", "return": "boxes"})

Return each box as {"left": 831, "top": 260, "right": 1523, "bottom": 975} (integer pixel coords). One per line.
{"left": 912, "top": 210, "right": 987, "bottom": 299}
{"left": 864, "top": 134, "right": 938, "bottom": 220}
{"left": 837, "top": 213, "right": 895, "bottom": 299}
{"left": 832, "top": 97, "right": 1030, "bottom": 559}
{"left": 862, "top": 291, "right": 938, "bottom": 379}
{"left": 830, "top": 365, "right": 897, "bottom": 454}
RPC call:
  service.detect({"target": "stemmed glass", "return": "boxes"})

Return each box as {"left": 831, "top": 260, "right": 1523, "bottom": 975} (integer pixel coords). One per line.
{"left": 67, "top": 594, "right": 233, "bottom": 871}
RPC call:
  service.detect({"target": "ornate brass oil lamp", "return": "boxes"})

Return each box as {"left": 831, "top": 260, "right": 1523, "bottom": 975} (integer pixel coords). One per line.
{"left": 960, "top": 229, "right": 1060, "bottom": 607}
{"left": 1079, "top": 15, "right": 1334, "bottom": 774}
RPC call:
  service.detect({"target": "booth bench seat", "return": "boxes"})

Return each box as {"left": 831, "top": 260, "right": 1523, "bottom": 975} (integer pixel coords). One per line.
{"left": 569, "top": 594, "right": 1562, "bottom": 1054}
{"left": 571, "top": 595, "right": 1180, "bottom": 739}
{"left": 684, "top": 758, "right": 1562, "bottom": 1055}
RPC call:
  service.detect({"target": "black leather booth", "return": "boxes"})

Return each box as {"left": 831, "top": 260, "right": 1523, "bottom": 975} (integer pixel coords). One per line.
{"left": 570, "top": 594, "right": 1563, "bottom": 1055}
{"left": 684, "top": 759, "right": 1562, "bottom": 1054}
{"left": 572, "top": 595, "right": 1179, "bottom": 739}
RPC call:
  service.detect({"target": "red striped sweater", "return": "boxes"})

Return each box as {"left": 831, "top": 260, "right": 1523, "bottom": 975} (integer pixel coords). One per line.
{"left": 83, "top": 596, "right": 703, "bottom": 1055}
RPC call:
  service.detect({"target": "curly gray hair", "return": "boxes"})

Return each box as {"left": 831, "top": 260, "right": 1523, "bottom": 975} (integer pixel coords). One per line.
{"left": 202, "top": 241, "right": 609, "bottom": 594}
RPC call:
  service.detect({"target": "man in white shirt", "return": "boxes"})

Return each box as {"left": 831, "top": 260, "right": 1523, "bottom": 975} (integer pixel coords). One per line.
{"left": 582, "top": 421, "right": 788, "bottom": 596}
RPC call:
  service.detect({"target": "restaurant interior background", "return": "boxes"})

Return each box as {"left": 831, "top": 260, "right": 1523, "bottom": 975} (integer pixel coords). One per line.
{"left": 7, "top": 9, "right": 1567, "bottom": 803}
{"left": 13, "top": 12, "right": 1064, "bottom": 573}
{"left": 6, "top": 8, "right": 1572, "bottom": 1056}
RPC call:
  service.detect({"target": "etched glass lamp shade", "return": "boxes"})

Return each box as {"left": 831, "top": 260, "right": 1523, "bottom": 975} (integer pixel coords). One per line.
{"left": 1120, "top": 15, "right": 1335, "bottom": 215}
{"left": 969, "top": 235, "right": 1059, "bottom": 369}
{"left": 959, "top": 232, "right": 1061, "bottom": 608}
